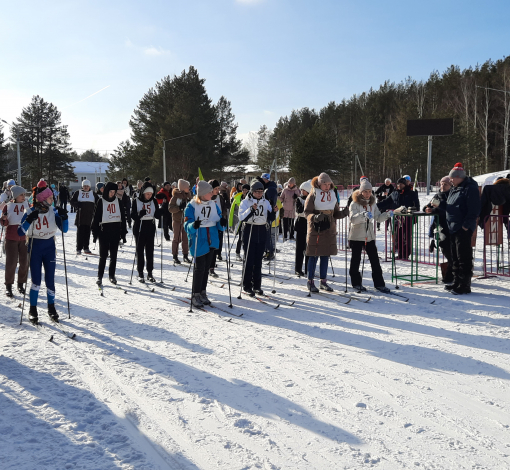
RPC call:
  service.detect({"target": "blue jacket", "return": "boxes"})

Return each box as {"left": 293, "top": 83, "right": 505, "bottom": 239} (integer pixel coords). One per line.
{"left": 446, "top": 176, "right": 480, "bottom": 234}
{"left": 184, "top": 201, "right": 224, "bottom": 258}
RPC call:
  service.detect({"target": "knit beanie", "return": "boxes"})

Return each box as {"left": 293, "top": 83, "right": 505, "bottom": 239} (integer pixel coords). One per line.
{"left": 96, "top": 182, "right": 105, "bottom": 191}
{"left": 359, "top": 180, "right": 373, "bottom": 192}
{"left": 397, "top": 177, "right": 407, "bottom": 185}
{"left": 143, "top": 186, "right": 154, "bottom": 194}
{"left": 299, "top": 179, "right": 312, "bottom": 194}
{"left": 82, "top": 179, "right": 91, "bottom": 187}
{"left": 144, "top": 177, "right": 151, "bottom": 182}
{"left": 209, "top": 179, "right": 220, "bottom": 189}
{"left": 197, "top": 180, "right": 213, "bottom": 197}
{"left": 318, "top": 172, "right": 333, "bottom": 185}
{"left": 449, "top": 162, "right": 466, "bottom": 179}
{"left": 288, "top": 177, "right": 296, "bottom": 186}
{"left": 37, "top": 179, "right": 47, "bottom": 189}
{"left": 36, "top": 187, "right": 53, "bottom": 202}
{"left": 163, "top": 181, "right": 170, "bottom": 187}
{"left": 250, "top": 180, "right": 264, "bottom": 192}
{"left": 178, "top": 179, "right": 190, "bottom": 191}
{"left": 10, "top": 186, "right": 26, "bottom": 200}
{"left": 359, "top": 176, "right": 368, "bottom": 183}
{"left": 242, "top": 184, "right": 250, "bottom": 191}
{"left": 220, "top": 181, "right": 228, "bottom": 188}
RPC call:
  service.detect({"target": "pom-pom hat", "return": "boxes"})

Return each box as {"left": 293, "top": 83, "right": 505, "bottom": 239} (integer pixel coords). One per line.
{"left": 449, "top": 162, "right": 466, "bottom": 179}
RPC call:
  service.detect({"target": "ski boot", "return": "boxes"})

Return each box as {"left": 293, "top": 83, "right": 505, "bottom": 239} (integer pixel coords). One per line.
{"left": 5, "top": 284, "right": 14, "bottom": 298}
{"left": 243, "top": 286, "right": 256, "bottom": 297}
{"left": 83, "top": 248, "right": 92, "bottom": 255}
{"left": 191, "top": 293, "right": 204, "bottom": 308}
{"left": 183, "top": 255, "right": 192, "bottom": 264}
{"left": 29, "top": 306, "right": 38, "bottom": 325}
{"left": 200, "top": 290, "right": 211, "bottom": 305}
{"left": 76, "top": 250, "right": 82, "bottom": 255}
{"left": 209, "top": 268, "right": 219, "bottom": 278}
{"left": 147, "top": 274, "right": 156, "bottom": 283}
{"left": 235, "top": 253, "right": 243, "bottom": 262}
{"left": 444, "top": 282, "right": 458, "bottom": 291}
{"left": 353, "top": 285, "right": 367, "bottom": 292}
{"left": 295, "top": 270, "right": 305, "bottom": 277}
{"left": 18, "top": 283, "right": 26, "bottom": 294}
{"left": 109, "top": 277, "right": 117, "bottom": 285}
{"left": 375, "top": 286, "right": 390, "bottom": 293}
{"left": 48, "top": 304, "right": 59, "bottom": 322}
{"left": 307, "top": 280, "right": 319, "bottom": 293}
{"left": 173, "top": 255, "right": 181, "bottom": 265}
{"left": 217, "top": 254, "right": 223, "bottom": 261}
{"left": 319, "top": 280, "right": 333, "bottom": 292}
{"left": 254, "top": 288, "right": 264, "bottom": 296}
{"left": 138, "top": 275, "right": 145, "bottom": 283}
{"left": 452, "top": 284, "right": 471, "bottom": 295}
{"left": 96, "top": 278, "right": 103, "bottom": 286}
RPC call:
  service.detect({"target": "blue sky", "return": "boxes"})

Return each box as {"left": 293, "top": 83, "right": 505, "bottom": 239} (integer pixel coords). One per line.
{"left": 1, "top": 0, "right": 509, "bottom": 154}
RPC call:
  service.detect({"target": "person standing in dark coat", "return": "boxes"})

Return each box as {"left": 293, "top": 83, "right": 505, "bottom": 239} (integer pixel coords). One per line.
{"left": 155, "top": 182, "right": 172, "bottom": 241}
{"left": 70, "top": 179, "right": 96, "bottom": 255}
{"left": 424, "top": 176, "right": 454, "bottom": 284}
{"left": 294, "top": 180, "right": 311, "bottom": 276}
{"left": 92, "top": 182, "right": 127, "bottom": 286}
{"left": 443, "top": 163, "right": 481, "bottom": 295}
{"left": 58, "top": 184, "right": 69, "bottom": 210}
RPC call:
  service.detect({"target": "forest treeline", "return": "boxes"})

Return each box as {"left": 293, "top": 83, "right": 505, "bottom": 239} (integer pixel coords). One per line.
{"left": 257, "top": 57, "right": 510, "bottom": 186}
{"left": 1, "top": 57, "right": 509, "bottom": 187}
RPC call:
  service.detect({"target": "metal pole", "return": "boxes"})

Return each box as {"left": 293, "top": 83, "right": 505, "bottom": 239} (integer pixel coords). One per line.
{"left": 163, "top": 141, "right": 167, "bottom": 183}
{"left": 426, "top": 135, "right": 432, "bottom": 196}
{"left": 16, "top": 128, "right": 22, "bottom": 186}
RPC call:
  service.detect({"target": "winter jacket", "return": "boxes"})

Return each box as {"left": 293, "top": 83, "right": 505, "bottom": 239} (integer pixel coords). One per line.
{"left": 117, "top": 192, "right": 131, "bottom": 221}
{"left": 212, "top": 193, "right": 227, "bottom": 218}
{"left": 229, "top": 192, "right": 244, "bottom": 228}
{"left": 219, "top": 188, "right": 231, "bottom": 209}
{"left": 155, "top": 188, "right": 172, "bottom": 213}
{"left": 169, "top": 188, "right": 192, "bottom": 224}
{"left": 279, "top": 184, "right": 300, "bottom": 218}
{"left": 264, "top": 181, "right": 278, "bottom": 207}
{"left": 349, "top": 191, "right": 389, "bottom": 242}
{"left": 375, "top": 183, "right": 394, "bottom": 202}
{"left": 304, "top": 177, "right": 348, "bottom": 257}
{"left": 446, "top": 176, "right": 481, "bottom": 234}
{"left": 91, "top": 184, "right": 128, "bottom": 242}
{"left": 70, "top": 189, "right": 96, "bottom": 226}
{"left": 377, "top": 185, "right": 420, "bottom": 213}
{"left": 294, "top": 195, "right": 308, "bottom": 234}
{"left": 479, "top": 178, "right": 510, "bottom": 227}
{"left": 184, "top": 199, "right": 224, "bottom": 258}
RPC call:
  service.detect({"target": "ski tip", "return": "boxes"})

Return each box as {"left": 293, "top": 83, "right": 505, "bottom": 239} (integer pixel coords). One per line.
{"left": 227, "top": 318, "right": 232, "bottom": 322}
{"left": 49, "top": 335, "right": 54, "bottom": 342}
{"left": 274, "top": 304, "right": 280, "bottom": 309}
{"left": 345, "top": 298, "right": 352, "bottom": 304}
{"left": 366, "top": 297, "right": 372, "bottom": 302}
{"left": 290, "top": 301, "right": 295, "bottom": 306}
{"left": 430, "top": 300, "right": 435, "bottom": 304}
{"left": 71, "top": 334, "right": 76, "bottom": 339}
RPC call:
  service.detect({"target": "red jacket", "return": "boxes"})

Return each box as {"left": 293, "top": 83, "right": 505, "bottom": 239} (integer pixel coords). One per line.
{"left": 156, "top": 188, "right": 171, "bottom": 205}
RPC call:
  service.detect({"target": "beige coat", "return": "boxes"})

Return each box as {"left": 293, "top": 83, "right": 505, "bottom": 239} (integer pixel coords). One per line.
{"left": 169, "top": 189, "right": 192, "bottom": 224}
{"left": 304, "top": 177, "right": 348, "bottom": 257}
{"left": 349, "top": 190, "right": 389, "bottom": 242}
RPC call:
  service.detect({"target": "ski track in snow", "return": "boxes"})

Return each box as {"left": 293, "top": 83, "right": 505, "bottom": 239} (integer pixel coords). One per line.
{"left": 1, "top": 195, "right": 510, "bottom": 469}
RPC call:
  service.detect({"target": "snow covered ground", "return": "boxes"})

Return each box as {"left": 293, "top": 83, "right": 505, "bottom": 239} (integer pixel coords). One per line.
{"left": 1, "top": 194, "right": 510, "bottom": 470}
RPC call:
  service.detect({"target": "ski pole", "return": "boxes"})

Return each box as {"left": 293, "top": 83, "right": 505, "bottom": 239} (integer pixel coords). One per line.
{"left": 0, "top": 225, "right": 4, "bottom": 259}
{"left": 238, "top": 222, "right": 253, "bottom": 299}
{"left": 160, "top": 215, "right": 164, "bottom": 283}
{"left": 360, "top": 218, "right": 369, "bottom": 289}
{"left": 329, "top": 256, "right": 335, "bottom": 278}
{"left": 20, "top": 234, "right": 35, "bottom": 325}
{"left": 272, "top": 220, "right": 277, "bottom": 294}
{"left": 61, "top": 223, "right": 71, "bottom": 319}
{"left": 392, "top": 215, "right": 399, "bottom": 289}
{"left": 189, "top": 224, "right": 199, "bottom": 313}
{"left": 129, "top": 219, "right": 143, "bottom": 285}
{"left": 224, "top": 221, "right": 233, "bottom": 308}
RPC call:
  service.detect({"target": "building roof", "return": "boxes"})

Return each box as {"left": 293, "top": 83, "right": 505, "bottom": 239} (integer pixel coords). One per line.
{"left": 70, "top": 161, "right": 108, "bottom": 173}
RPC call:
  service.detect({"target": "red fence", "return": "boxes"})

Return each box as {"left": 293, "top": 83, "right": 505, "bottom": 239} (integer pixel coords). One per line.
{"left": 483, "top": 214, "right": 510, "bottom": 278}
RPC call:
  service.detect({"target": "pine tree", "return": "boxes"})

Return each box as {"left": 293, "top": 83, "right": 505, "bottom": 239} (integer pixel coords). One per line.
{"left": 12, "top": 95, "right": 75, "bottom": 187}
{"left": 0, "top": 123, "right": 10, "bottom": 182}
{"left": 107, "top": 140, "right": 137, "bottom": 182}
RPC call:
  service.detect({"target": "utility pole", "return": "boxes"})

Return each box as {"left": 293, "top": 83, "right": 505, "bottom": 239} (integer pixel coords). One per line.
{"left": 160, "top": 132, "right": 197, "bottom": 182}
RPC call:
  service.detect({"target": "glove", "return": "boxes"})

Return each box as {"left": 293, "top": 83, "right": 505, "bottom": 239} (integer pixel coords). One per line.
{"left": 429, "top": 239, "right": 436, "bottom": 253}
{"left": 314, "top": 213, "right": 328, "bottom": 222}
{"left": 193, "top": 218, "right": 201, "bottom": 229}
{"left": 364, "top": 211, "right": 373, "bottom": 220}
{"left": 394, "top": 205, "right": 407, "bottom": 214}
{"left": 26, "top": 210, "right": 40, "bottom": 224}
{"left": 179, "top": 201, "right": 186, "bottom": 211}
{"left": 388, "top": 210, "right": 394, "bottom": 218}
{"left": 220, "top": 218, "right": 227, "bottom": 227}
{"left": 293, "top": 193, "right": 298, "bottom": 199}
{"left": 57, "top": 208, "right": 68, "bottom": 220}
{"left": 138, "top": 209, "right": 147, "bottom": 218}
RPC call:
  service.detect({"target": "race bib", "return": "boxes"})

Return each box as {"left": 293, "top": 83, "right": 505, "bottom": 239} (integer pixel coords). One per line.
{"left": 136, "top": 199, "right": 155, "bottom": 220}
{"left": 314, "top": 190, "right": 336, "bottom": 210}
{"left": 101, "top": 198, "right": 121, "bottom": 224}
{"left": 31, "top": 209, "right": 58, "bottom": 239}
{"left": 192, "top": 200, "right": 220, "bottom": 227}
{"left": 77, "top": 190, "right": 93, "bottom": 202}
{"left": 6, "top": 201, "right": 29, "bottom": 226}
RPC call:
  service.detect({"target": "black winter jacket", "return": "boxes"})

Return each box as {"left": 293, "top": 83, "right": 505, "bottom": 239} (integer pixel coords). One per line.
{"left": 446, "top": 177, "right": 480, "bottom": 234}
{"left": 377, "top": 185, "right": 420, "bottom": 213}
{"left": 70, "top": 189, "right": 96, "bottom": 226}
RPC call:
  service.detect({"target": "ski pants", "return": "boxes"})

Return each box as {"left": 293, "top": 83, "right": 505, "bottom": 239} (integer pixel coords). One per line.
{"left": 76, "top": 225, "right": 91, "bottom": 251}
{"left": 295, "top": 229, "right": 309, "bottom": 274}
{"left": 193, "top": 248, "right": 215, "bottom": 294}
{"left": 438, "top": 234, "right": 454, "bottom": 283}
{"left": 98, "top": 237, "right": 119, "bottom": 279}
{"left": 172, "top": 219, "right": 189, "bottom": 257}
{"left": 349, "top": 239, "right": 385, "bottom": 288}
{"left": 242, "top": 226, "right": 266, "bottom": 290}
{"left": 307, "top": 255, "right": 328, "bottom": 281}
{"left": 162, "top": 212, "right": 171, "bottom": 239}
{"left": 5, "top": 239, "right": 28, "bottom": 285}
{"left": 265, "top": 226, "right": 277, "bottom": 253}
{"left": 450, "top": 229, "right": 473, "bottom": 287}
{"left": 283, "top": 217, "right": 295, "bottom": 239}
{"left": 59, "top": 198, "right": 67, "bottom": 210}
{"left": 136, "top": 230, "right": 155, "bottom": 276}
{"left": 29, "top": 238, "right": 56, "bottom": 307}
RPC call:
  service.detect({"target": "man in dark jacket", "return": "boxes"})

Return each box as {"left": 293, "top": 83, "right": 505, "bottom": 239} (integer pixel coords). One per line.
{"left": 443, "top": 163, "right": 480, "bottom": 294}
{"left": 424, "top": 176, "right": 453, "bottom": 283}
{"left": 155, "top": 182, "right": 172, "bottom": 241}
